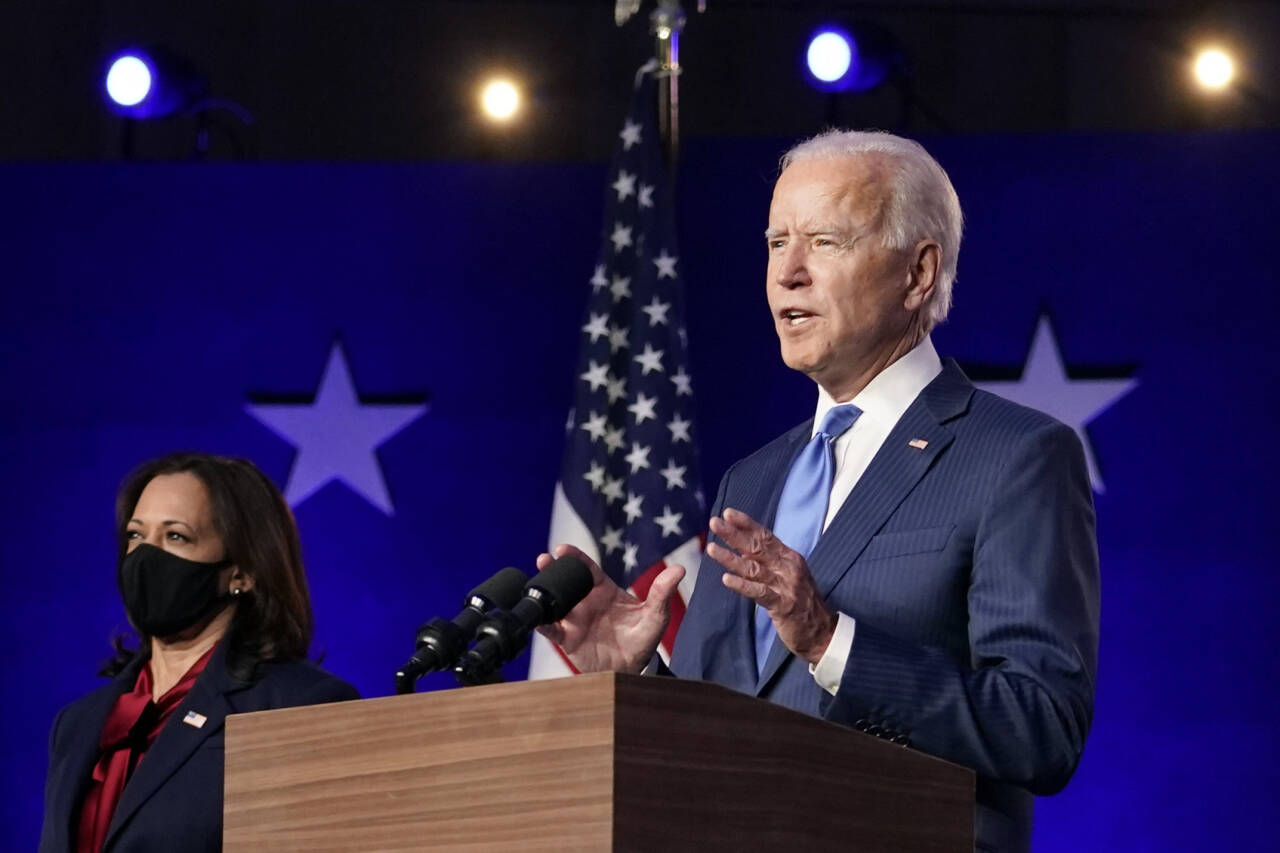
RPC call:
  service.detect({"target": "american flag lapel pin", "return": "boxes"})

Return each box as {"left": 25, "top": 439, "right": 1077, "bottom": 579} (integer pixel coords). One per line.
{"left": 182, "top": 710, "right": 208, "bottom": 729}
{"left": 908, "top": 438, "right": 929, "bottom": 450}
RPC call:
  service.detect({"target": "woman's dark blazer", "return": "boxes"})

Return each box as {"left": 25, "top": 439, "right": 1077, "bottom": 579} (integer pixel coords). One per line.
{"left": 38, "top": 642, "right": 359, "bottom": 853}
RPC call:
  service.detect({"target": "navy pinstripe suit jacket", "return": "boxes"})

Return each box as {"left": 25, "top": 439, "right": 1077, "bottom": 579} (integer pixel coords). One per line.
{"left": 671, "top": 360, "right": 1100, "bottom": 853}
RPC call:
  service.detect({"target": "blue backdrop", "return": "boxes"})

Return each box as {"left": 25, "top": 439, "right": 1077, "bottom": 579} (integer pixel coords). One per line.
{"left": 2, "top": 130, "right": 1277, "bottom": 850}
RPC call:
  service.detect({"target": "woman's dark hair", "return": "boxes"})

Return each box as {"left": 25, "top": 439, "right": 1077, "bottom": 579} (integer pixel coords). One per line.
{"left": 102, "top": 452, "right": 314, "bottom": 682}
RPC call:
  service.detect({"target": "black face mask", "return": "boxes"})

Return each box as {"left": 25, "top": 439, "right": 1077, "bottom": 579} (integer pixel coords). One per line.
{"left": 117, "top": 543, "right": 234, "bottom": 638}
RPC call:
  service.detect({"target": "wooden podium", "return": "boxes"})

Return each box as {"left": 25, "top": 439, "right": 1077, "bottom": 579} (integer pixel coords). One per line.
{"left": 224, "top": 672, "right": 973, "bottom": 851}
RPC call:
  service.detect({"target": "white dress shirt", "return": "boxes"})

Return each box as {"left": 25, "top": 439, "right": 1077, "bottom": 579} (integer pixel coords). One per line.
{"left": 808, "top": 336, "right": 943, "bottom": 694}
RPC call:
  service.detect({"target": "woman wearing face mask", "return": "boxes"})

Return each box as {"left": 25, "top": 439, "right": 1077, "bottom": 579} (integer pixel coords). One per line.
{"left": 39, "top": 452, "right": 360, "bottom": 853}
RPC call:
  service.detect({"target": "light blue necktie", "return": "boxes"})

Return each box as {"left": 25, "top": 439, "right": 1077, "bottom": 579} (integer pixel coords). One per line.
{"left": 754, "top": 403, "right": 861, "bottom": 676}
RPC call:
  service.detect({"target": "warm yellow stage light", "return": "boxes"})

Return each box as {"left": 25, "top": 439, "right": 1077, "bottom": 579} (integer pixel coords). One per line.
{"left": 480, "top": 79, "right": 520, "bottom": 121}
{"left": 1193, "top": 48, "right": 1235, "bottom": 91}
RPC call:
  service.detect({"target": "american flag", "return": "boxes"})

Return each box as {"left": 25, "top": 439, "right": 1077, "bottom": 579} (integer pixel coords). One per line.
{"left": 528, "top": 61, "right": 705, "bottom": 678}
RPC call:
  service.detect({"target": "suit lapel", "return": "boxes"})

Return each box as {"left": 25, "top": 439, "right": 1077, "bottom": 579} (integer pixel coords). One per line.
{"left": 712, "top": 423, "right": 810, "bottom": 690}
{"left": 755, "top": 361, "right": 974, "bottom": 692}
{"left": 104, "top": 643, "right": 242, "bottom": 847}
{"left": 45, "top": 660, "right": 141, "bottom": 850}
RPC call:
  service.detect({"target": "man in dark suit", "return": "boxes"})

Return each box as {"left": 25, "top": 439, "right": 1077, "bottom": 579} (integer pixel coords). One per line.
{"left": 538, "top": 130, "right": 1099, "bottom": 853}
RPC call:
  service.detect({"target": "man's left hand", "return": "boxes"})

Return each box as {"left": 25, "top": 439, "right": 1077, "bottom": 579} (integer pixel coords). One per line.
{"left": 708, "top": 507, "right": 837, "bottom": 665}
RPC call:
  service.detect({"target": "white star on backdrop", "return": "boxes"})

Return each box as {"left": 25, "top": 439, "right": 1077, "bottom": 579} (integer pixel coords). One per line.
{"left": 977, "top": 316, "right": 1138, "bottom": 493}
{"left": 245, "top": 342, "right": 426, "bottom": 515}
{"left": 637, "top": 184, "right": 654, "bottom": 208}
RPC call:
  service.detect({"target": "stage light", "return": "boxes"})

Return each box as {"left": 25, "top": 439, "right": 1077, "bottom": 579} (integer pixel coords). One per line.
{"left": 1193, "top": 47, "right": 1235, "bottom": 91}
{"left": 803, "top": 24, "right": 896, "bottom": 94}
{"left": 105, "top": 55, "right": 153, "bottom": 107}
{"left": 480, "top": 79, "right": 520, "bottom": 122}
{"left": 102, "top": 47, "right": 206, "bottom": 119}
{"left": 807, "top": 30, "right": 853, "bottom": 84}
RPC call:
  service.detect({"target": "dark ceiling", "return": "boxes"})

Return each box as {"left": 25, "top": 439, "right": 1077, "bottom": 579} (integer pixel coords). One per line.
{"left": 2, "top": 1, "right": 1275, "bottom": 162}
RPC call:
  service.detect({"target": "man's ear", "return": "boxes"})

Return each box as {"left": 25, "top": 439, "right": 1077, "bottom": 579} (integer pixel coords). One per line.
{"left": 904, "top": 240, "right": 941, "bottom": 312}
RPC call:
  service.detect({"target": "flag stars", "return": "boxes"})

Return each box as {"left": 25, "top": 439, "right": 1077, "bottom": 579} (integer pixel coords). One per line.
{"left": 600, "top": 526, "right": 623, "bottom": 554}
{"left": 583, "top": 462, "right": 606, "bottom": 492}
{"left": 604, "top": 426, "right": 626, "bottom": 454}
{"left": 622, "top": 542, "right": 639, "bottom": 571}
{"left": 605, "top": 374, "right": 628, "bottom": 404}
{"left": 634, "top": 343, "right": 665, "bottom": 375}
{"left": 611, "top": 170, "right": 637, "bottom": 201}
{"left": 607, "top": 324, "right": 630, "bottom": 354}
{"left": 659, "top": 459, "right": 687, "bottom": 490}
{"left": 619, "top": 119, "right": 642, "bottom": 150}
{"left": 610, "top": 223, "right": 633, "bottom": 253}
{"left": 654, "top": 506, "right": 684, "bottom": 538}
{"left": 580, "top": 360, "right": 609, "bottom": 392}
{"left": 623, "top": 491, "right": 645, "bottom": 523}
{"left": 670, "top": 367, "right": 693, "bottom": 396}
{"left": 610, "top": 274, "right": 632, "bottom": 302}
{"left": 641, "top": 296, "right": 671, "bottom": 327}
{"left": 653, "top": 249, "right": 679, "bottom": 279}
{"left": 628, "top": 393, "right": 659, "bottom": 424}
{"left": 602, "top": 476, "right": 625, "bottom": 504}
{"left": 667, "top": 413, "right": 692, "bottom": 442}
{"left": 637, "top": 183, "right": 654, "bottom": 208}
{"left": 582, "top": 312, "right": 610, "bottom": 343}
{"left": 580, "top": 411, "right": 608, "bottom": 442}
{"left": 590, "top": 264, "right": 609, "bottom": 291}
{"left": 624, "top": 442, "right": 652, "bottom": 473}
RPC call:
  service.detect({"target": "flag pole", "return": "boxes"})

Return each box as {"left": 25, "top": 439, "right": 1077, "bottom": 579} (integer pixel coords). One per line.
{"left": 650, "top": 1, "right": 686, "bottom": 169}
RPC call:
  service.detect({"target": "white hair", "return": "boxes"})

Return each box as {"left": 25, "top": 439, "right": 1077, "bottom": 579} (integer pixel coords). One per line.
{"left": 780, "top": 129, "right": 963, "bottom": 329}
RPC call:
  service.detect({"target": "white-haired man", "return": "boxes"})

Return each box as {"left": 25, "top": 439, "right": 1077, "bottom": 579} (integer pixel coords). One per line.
{"left": 538, "top": 130, "right": 1100, "bottom": 853}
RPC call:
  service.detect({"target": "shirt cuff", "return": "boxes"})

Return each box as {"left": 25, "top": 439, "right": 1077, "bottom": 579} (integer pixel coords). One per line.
{"left": 809, "top": 612, "right": 857, "bottom": 696}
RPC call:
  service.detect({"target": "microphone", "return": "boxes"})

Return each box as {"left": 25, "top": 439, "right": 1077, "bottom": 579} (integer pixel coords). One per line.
{"left": 454, "top": 554, "right": 593, "bottom": 686}
{"left": 394, "top": 567, "right": 528, "bottom": 694}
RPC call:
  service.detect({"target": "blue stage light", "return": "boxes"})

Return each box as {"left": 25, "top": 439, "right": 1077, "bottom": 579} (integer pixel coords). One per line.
{"left": 804, "top": 24, "right": 896, "bottom": 94}
{"left": 105, "top": 54, "right": 153, "bottom": 107}
{"left": 102, "top": 47, "right": 206, "bottom": 119}
{"left": 807, "top": 30, "right": 854, "bottom": 84}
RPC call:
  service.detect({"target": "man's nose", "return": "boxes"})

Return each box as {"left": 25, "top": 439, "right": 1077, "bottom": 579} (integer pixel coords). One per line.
{"left": 774, "top": 244, "right": 811, "bottom": 289}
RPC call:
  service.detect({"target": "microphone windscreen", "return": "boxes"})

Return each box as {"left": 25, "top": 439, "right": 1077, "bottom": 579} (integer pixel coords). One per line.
{"left": 526, "top": 555, "right": 594, "bottom": 621}
{"left": 469, "top": 567, "right": 529, "bottom": 610}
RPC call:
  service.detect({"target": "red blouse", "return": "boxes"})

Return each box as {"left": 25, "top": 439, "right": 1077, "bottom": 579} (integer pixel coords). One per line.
{"left": 75, "top": 646, "right": 215, "bottom": 853}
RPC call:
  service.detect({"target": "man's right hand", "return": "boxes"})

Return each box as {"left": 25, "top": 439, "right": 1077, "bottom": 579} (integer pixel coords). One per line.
{"left": 534, "top": 544, "right": 685, "bottom": 674}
